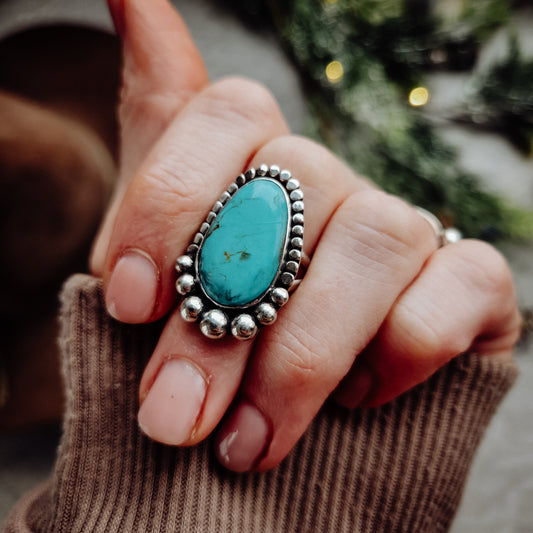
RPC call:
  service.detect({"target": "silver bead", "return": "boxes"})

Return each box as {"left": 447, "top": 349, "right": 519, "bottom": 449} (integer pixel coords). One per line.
{"left": 292, "top": 213, "right": 304, "bottom": 225}
{"left": 286, "top": 178, "right": 300, "bottom": 191}
{"left": 279, "top": 169, "right": 291, "bottom": 182}
{"left": 219, "top": 191, "right": 231, "bottom": 204}
{"left": 257, "top": 164, "right": 269, "bottom": 176}
{"left": 193, "top": 232, "right": 204, "bottom": 245}
{"left": 290, "top": 189, "right": 304, "bottom": 201}
{"left": 236, "top": 173, "right": 246, "bottom": 186}
{"left": 443, "top": 227, "right": 462, "bottom": 245}
{"left": 200, "top": 222, "right": 210, "bottom": 234}
{"left": 281, "top": 272, "right": 295, "bottom": 286}
{"left": 286, "top": 261, "right": 299, "bottom": 274}
{"left": 269, "top": 165, "right": 280, "bottom": 177}
{"left": 228, "top": 183, "right": 239, "bottom": 194}
{"left": 200, "top": 310, "right": 228, "bottom": 339}
{"left": 187, "top": 243, "right": 199, "bottom": 255}
{"left": 292, "top": 201, "right": 304, "bottom": 213}
{"left": 176, "top": 255, "right": 193, "bottom": 273}
{"left": 176, "top": 274, "right": 195, "bottom": 295}
{"left": 271, "top": 287, "right": 289, "bottom": 307}
{"left": 245, "top": 168, "right": 256, "bottom": 180}
{"left": 292, "top": 225, "right": 304, "bottom": 237}
{"left": 255, "top": 303, "right": 277, "bottom": 326}
{"left": 180, "top": 296, "right": 203, "bottom": 322}
{"left": 289, "top": 249, "right": 301, "bottom": 261}
{"left": 291, "top": 237, "right": 303, "bottom": 249}
{"left": 231, "top": 314, "right": 258, "bottom": 341}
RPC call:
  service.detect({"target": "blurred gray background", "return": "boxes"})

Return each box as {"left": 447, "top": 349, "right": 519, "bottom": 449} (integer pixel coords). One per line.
{"left": 0, "top": 1, "right": 532, "bottom": 531}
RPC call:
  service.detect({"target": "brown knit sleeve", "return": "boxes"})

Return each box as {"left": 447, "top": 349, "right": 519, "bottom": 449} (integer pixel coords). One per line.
{"left": 3, "top": 274, "right": 519, "bottom": 533}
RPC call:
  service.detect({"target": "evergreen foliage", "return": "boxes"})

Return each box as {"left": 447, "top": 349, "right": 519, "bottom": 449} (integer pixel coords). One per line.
{"left": 223, "top": 0, "right": 533, "bottom": 240}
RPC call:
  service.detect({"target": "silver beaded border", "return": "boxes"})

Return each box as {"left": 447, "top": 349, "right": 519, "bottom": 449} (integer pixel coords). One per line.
{"left": 175, "top": 164, "right": 305, "bottom": 341}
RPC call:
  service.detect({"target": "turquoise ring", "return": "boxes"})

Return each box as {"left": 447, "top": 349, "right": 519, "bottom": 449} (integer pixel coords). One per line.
{"left": 175, "top": 164, "right": 305, "bottom": 341}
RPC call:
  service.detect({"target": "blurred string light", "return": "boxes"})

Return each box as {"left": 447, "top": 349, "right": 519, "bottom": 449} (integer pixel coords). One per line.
{"left": 326, "top": 60, "right": 344, "bottom": 83}
{"left": 409, "top": 86, "right": 429, "bottom": 106}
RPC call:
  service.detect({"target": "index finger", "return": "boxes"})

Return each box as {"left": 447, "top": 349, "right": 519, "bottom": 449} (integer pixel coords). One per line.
{"left": 92, "top": 0, "right": 209, "bottom": 273}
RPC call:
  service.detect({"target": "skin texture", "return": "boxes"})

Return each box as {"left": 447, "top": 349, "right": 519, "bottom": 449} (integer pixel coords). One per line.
{"left": 92, "top": 0, "right": 522, "bottom": 472}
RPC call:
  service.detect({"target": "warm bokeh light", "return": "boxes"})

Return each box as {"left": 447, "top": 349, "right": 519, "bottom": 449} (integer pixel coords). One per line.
{"left": 409, "top": 86, "right": 429, "bottom": 106}
{"left": 325, "top": 0, "right": 339, "bottom": 4}
{"left": 326, "top": 60, "right": 344, "bottom": 83}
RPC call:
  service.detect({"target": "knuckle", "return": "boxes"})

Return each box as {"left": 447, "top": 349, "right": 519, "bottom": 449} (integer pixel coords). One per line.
{"left": 205, "top": 77, "right": 282, "bottom": 127}
{"left": 257, "top": 135, "right": 333, "bottom": 166}
{"left": 268, "top": 322, "right": 333, "bottom": 391}
{"left": 392, "top": 240, "right": 519, "bottom": 363}
{"left": 333, "top": 190, "right": 433, "bottom": 272}
{"left": 393, "top": 301, "right": 470, "bottom": 362}
{"left": 140, "top": 153, "right": 206, "bottom": 213}
{"left": 346, "top": 190, "right": 432, "bottom": 248}
{"left": 253, "top": 135, "right": 365, "bottom": 201}
{"left": 454, "top": 240, "right": 515, "bottom": 299}
{"left": 452, "top": 241, "right": 519, "bottom": 340}
{"left": 120, "top": 88, "right": 180, "bottom": 127}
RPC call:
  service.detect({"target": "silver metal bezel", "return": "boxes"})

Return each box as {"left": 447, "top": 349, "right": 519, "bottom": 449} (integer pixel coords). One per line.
{"left": 175, "top": 165, "right": 305, "bottom": 340}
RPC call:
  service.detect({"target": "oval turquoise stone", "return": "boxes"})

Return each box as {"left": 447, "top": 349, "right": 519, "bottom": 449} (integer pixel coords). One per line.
{"left": 198, "top": 179, "right": 289, "bottom": 307}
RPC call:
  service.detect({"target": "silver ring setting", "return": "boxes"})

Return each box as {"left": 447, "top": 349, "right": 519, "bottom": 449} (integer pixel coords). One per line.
{"left": 414, "top": 207, "right": 462, "bottom": 247}
{"left": 175, "top": 165, "right": 305, "bottom": 341}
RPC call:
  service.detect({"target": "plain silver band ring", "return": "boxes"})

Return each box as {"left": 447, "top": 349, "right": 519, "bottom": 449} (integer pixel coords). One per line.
{"left": 414, "top": 207, "right": 462, "bottom": 248}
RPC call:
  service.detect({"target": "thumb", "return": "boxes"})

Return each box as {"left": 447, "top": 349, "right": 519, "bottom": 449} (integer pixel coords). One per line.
{"left": 91, "top": 0, "right": 208, "bottom": 273}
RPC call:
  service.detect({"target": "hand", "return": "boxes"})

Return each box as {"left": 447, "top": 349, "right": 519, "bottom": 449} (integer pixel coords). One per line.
{"left": 92, "top": 0, "right": 521, "bottom": 472}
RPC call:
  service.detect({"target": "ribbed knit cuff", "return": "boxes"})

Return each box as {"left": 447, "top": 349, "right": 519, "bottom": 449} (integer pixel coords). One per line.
{"left": 4, "top": 274, "right": 519, "bottom": 533}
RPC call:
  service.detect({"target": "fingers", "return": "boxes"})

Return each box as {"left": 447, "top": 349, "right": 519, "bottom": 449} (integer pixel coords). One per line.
{"left": 136, "top": 138, "right": 372, "bottom": 451}
{"left": 248, "top": 136, "right": 377, "bottom": 249}
{"left": 213, "top": 190, "right": 439, "bottom": 471}
{"left": 102, "top": 78, "right": 290, "bottom": 323}
{"left": 91, "top": 0, "right": 209, "bottom": 272}
{"left": 335, "top": 240, "right": 522, "bottom": 408}
{"left": 116, "top": 104, "right": 519, "bottom": 473}
{"left": 95, "top": 2, "right": 520, "bottom": 475}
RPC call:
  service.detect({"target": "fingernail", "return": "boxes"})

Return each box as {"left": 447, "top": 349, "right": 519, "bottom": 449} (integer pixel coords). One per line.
{"left": 138, "top": 359, "right": 207, "bottom": 445}
{"left": 106, "top": 250, "right": 158, "bottom": 323}
{"left": 215, "top": 402, "right": 270, "bottom": 472}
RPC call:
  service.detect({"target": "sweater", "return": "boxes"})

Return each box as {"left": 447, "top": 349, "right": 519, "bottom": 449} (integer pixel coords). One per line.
{"left": 3, "top": 274, "right": 518, "bottom": 532}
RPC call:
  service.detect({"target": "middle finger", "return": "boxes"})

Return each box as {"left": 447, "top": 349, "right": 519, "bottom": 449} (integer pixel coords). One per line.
{"left": 137, "top": 135, "right": 371, "bottom": 449}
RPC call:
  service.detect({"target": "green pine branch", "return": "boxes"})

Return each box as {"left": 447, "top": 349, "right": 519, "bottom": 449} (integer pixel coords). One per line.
{"left": 220, "top": 0, "right": 533, "bottom": 241}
